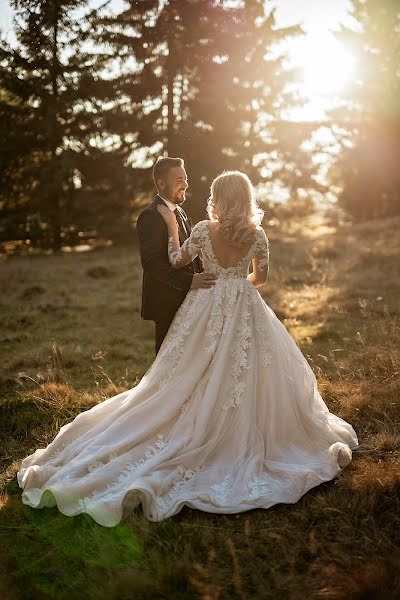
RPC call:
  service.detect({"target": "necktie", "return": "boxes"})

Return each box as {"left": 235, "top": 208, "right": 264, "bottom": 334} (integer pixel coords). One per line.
{"left": 175, "top": 209, "right": 188, "bottom": 237}
{"left": 174, "top": 208, "right": 201, "bottom": 273}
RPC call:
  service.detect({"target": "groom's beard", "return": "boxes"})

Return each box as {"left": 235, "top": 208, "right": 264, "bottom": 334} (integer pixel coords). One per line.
{"left": 164, "top": 185, "right": 186, "bottom": 205}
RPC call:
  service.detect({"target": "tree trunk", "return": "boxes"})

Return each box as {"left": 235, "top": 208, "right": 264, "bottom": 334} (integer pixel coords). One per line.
{"left": 50, "top": 1, "right": 62, "bottom": 251}
{"left": 166, "top": 2, "right": 176, "bottom": 155}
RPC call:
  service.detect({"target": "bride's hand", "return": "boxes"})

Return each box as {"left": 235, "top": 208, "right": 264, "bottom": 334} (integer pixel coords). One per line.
{"left": 157, "top": 204, "right": 177, "bottom": 228}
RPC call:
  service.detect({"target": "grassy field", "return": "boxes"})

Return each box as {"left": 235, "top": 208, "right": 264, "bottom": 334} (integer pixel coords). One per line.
{"left": 1, "top": 214, "right": 399, "bottom": 599}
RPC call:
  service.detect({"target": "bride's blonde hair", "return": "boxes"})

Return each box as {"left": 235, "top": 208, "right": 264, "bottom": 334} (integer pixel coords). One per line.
{"left": 207, "top": 170, "right": 264, "bottom": 248}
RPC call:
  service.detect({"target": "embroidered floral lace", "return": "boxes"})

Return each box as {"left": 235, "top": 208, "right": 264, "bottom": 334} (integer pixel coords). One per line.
{"left": 17, "top": 219, "right": 358, "bottom": 527}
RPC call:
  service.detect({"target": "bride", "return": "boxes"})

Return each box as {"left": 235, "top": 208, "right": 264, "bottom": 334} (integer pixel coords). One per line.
{"left": 17, "top": 170, "right": 359, "bottom": 527}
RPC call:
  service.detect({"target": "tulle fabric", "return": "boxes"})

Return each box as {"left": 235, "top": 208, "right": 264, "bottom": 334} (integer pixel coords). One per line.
{"left": 17, "top": 226, "right": 358, "bottom": 527}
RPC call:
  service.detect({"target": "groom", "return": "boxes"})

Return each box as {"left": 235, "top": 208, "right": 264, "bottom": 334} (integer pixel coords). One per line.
{"left": 136, "top": 156, "right": 217, "bottom": 354}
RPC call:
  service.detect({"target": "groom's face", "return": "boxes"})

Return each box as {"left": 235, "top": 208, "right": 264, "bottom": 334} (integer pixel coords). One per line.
{"left": 159, "top": 167, "right": 188, "bottom": 205}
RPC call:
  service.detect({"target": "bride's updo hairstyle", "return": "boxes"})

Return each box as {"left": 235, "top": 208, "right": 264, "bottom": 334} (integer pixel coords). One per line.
{"left": 207, "top": 170, "right": 264, "bottom": 248}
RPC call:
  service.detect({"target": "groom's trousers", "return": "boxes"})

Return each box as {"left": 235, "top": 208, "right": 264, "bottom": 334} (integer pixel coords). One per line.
{"left": 155, "top": 314, "right": 175, "bottom": 354}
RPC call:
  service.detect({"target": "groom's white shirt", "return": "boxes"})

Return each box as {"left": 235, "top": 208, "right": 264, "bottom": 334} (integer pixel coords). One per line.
{"left": 158, "top": 195, "right": 177, "bottom": 212}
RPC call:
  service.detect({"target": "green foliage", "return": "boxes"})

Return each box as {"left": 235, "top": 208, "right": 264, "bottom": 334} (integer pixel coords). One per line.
{"left": 99, "top": 0, "right": 316, "bottom": 220}
{"left": 0, "top": 0, "right": 141, "bottom": 249}
{"left": 0, "top": 0, "right": 322, "bottom": 242}
{"left": 332, "top": 0, "right": 400, "bottom": 218}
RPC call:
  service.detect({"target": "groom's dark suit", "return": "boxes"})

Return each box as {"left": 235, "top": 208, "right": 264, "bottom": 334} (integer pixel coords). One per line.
{"left": 136, "top": 194, "right": 203, "bottom": 353}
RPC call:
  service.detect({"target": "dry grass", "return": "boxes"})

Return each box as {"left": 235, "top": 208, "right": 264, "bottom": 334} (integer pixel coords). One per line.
{"left": 0, "top": 214, "right": 399, "bottom": 599}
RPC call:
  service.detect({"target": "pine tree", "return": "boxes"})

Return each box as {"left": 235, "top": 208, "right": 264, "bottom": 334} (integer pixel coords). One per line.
{"left": 181, "top": 1, "right": 319, "bottom": 213}
{"left": 95, "top": 0, "right": 315, "bottom": 220}
{"left": 0, "top": 0, "right": 142, "bottom": 250}
{"left": 332, "top": 0, "right": 400, "bottom": 218}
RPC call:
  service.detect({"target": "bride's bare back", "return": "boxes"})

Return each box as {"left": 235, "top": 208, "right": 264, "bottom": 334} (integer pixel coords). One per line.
{"left": 207, "top": 221, "right": 254, "bottom": 269}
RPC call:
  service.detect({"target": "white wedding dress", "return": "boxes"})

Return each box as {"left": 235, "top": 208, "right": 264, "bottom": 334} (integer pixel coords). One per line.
{"left": 17, "top": 220, "right": 359, "bottom": 527}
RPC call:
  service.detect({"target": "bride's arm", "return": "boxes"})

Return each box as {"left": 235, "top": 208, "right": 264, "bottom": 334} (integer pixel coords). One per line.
{"left": 157, "top": 205, "right": 202, "bottom": 268}
{"left": 247, "top": 228, "right": 269, "bottom": 287}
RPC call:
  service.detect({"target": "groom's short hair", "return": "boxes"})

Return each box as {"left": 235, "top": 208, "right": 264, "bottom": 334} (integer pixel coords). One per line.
{"left": 153, "top": 157, "right": 184, "bottom": 190}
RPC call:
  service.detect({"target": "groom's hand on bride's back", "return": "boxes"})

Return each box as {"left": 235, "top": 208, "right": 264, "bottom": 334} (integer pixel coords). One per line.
{"left": 190, "top": 273, "right": 217, "bottom": 289}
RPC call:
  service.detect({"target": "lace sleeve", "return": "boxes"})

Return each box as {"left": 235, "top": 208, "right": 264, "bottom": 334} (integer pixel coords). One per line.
{"left": 168, "top": 221, "right": 205, "bottom": 268}
{"left": 254, "top": 227, "right": 269, "bottom": 277}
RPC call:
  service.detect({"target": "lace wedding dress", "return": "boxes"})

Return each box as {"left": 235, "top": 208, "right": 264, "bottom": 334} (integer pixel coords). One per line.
{"left": 17, "top": 220, "right": 359, "bottom": 527}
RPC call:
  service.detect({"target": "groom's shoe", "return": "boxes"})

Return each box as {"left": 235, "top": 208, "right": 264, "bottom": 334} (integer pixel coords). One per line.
{"left": 337, "top": 446, "right": 352, "bottom": 468}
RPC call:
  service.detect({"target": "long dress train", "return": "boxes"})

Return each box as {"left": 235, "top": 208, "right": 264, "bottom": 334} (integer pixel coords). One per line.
{"left": 17, "top": 220, "right": 359, "bottom": 527}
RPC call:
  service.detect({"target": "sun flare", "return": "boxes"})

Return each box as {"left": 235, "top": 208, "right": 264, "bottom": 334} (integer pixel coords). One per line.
{"left": 294, "top": 33, "right": 355, "bottom": 97}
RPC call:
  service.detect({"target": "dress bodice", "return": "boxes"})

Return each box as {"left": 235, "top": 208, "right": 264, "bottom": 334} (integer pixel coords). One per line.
{"left": 168, "top": 219, "right": 270, "bottom": 280}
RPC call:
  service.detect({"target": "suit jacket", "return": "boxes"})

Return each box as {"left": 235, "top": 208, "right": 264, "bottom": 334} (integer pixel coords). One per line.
{"left": 136, "top": 194, "right": 203, "bottom": 321}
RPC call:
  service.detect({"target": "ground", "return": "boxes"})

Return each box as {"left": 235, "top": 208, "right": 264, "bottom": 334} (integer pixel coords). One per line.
{"left": 0, "top": 213, "right": 399, "bottom": 599}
